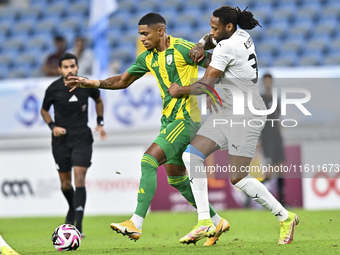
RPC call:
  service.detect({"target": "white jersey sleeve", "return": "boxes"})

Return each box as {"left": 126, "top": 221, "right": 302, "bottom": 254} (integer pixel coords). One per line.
{"left": 209, "top": 42, "right": 235, "bottom": 72}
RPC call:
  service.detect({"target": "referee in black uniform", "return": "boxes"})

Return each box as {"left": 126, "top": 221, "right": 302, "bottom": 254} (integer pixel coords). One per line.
{"left": 41, "top": 53, "right": 107, "bottom": 236}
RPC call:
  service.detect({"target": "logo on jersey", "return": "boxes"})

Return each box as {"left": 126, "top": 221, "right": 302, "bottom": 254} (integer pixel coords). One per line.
{"left": 167, "top": 55, "right": 173, "bottom": 65}
{"left": 160, "top": 129, "right": 166, "bottom": 134}
{"left": 152, "top": 61, "right": 159, "bottom": 67}
{"left": 69, "top": 95, "right": 78, "bottom": 102}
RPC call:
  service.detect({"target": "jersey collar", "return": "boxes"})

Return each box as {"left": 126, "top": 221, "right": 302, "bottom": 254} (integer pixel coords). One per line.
{"left": 153, "top": 35, "right": 175, "bottom": 53}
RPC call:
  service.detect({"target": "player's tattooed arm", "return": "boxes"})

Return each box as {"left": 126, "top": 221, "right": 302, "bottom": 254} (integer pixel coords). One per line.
{"left": 99, "top": 72, "right": 139, "bottom": 90}
{"left": 189, "top": 43, "right": 205, "bottom": 63}
{"left": 203, "top": 53, "right": 212, "bottom": 68}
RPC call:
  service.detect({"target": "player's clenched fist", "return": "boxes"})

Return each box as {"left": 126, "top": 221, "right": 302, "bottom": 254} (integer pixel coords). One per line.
{"left": 167, "top": 83, "right": 182, "bottom": 98}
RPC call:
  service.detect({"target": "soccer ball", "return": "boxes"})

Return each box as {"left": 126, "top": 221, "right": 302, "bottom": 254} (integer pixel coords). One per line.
{"left": 52, "top": 224, "right": 81, "bottom": 251}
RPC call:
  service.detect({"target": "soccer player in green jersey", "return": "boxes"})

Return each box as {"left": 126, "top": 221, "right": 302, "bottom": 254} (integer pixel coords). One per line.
{"left": 65, "top": 13, "right": 228, "bottom": 244}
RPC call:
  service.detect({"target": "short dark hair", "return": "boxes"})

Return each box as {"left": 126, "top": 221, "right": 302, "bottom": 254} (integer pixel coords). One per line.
{"left": 263, "top": 73, "right": 272, "bottom": 79}
{"left": 54, "top": 35, "right": 65, "bottom": 42}
{"left": 59, "top": 53, "right": 78, "bottom": 67}
{"left": 138, "top": 12, "right": 166, "bottom": 26}
{"left": 213, "top": 6, "right": 261, "bottom": 30}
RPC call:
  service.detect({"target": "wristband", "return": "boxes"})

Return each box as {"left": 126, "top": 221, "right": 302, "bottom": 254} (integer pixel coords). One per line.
{"left": 97, "top": 116, "right": 104, "bottom": 126}
{"left": 48, "top": 121, "right": 56, "bottom": 130}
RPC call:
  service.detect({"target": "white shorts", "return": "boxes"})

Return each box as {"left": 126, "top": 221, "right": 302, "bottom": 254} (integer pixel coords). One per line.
{"left": 196, "top": 109, "right": 266, "bottom": 158}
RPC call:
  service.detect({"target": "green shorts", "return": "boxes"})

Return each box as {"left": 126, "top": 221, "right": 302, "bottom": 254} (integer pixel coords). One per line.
{"left": 154, "top": 117, "right": 201, "bottom": 166}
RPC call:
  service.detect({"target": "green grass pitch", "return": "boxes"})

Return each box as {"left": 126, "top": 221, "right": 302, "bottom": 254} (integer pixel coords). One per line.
{"left": 0, "top": 209, "right": 339, "bottom": 254}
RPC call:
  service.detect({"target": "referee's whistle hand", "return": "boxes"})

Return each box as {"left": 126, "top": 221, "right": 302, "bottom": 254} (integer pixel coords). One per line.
{"left": 52, "top": 127, "right": 67, "bottom": 137}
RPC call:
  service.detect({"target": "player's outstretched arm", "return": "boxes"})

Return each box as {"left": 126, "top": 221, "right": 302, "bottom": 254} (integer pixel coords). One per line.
{"left": 65, "top": 72, "right": 139, "bottom": 92}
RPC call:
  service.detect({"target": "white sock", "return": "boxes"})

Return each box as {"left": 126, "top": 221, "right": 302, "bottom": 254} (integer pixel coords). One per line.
{"left": 211, "top": 213, "right": 222, "bottom": 226}
{"left": 130, "top": 214, "right": 144, "bottom": 230}
{"left": 183, "top": 151, "right": 210, "bottom": 221}
{"left": 234, "top": 174, "right": 288, "bottom": 221}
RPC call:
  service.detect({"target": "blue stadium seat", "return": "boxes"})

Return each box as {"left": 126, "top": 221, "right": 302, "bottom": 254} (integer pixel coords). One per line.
{"left": 16, "top": 51, "right": 39, "bottom": 67}
{"left": 323, "top": 51, "right": 340, "bottom": 66}
{"left": 110, "top": 12, "right": 131, "bottom": 30}
{"left": 257, "top": 52, "right": 273, "bottom": 67}
{"left": 0, "top": 53, "right": 13, "bottom": 67}
{"left": 304, "top": 35, "right": 331, "bottom": 53}
{"left": 290, "top": 19, "right": 313, "bottom": 38}
{"left": 43, "top": 3, "right": 66, "bottom": 19}
{"left": 0, "top": 20, "right": 13, "bottom": 36}
{"left": 35, "top": 18, "right": 57, "bottom": 34}
{"left": 3, "top": 35, "right": 28, "bottom": 52}
{"left": 67, "top": 1, "right": 89, "bottom": 17}
{"left": 7, "top": 66, "right": 30, "bottom": 79}
{"left": 159, "top": 10, "right": 177, "bottom": 29}
{"left": 29, "top": 0, "right": 48, "bottom": 9}
{"left": 322, "top": 1, "right": 340, "bottom": 17}
{"left": 0, "top": 65, "right": 9, "bottom": 79}
{"left": 174, "top": 10, "right": 201, "bottom": 28}
{"left": 256, "top": 37, "right": 281, "bottom": 55}
{"left": 12, "top": 18, "right": 36, "bottom": 35}
{"left": 107, "top": 27, "right": 123, "bottom": 47}
{"left": 252, "top": 5, "right": 273, "bottom": 25}
{"left": 273, "top": 52, "right": 298, "bottom": 67}
{"left": 0, "top": 7, "right": 19, "bottom": 21}
{"left": 254, "top": 0, "right": 275, "bottom": 6}
{"left": 182, "top": 0, "right": 206, "bottom": 11}
{"left": 192, "top": 25, "right": 212, "bottom": 42}
{"left": 111, "top": 43, "right": 135, "bottom": 63}
{"left": 121, "top": 28, "right": 139, "bottom": 44}
{"left": 171, "top": 25, "right": 194, "bottom": 42}
{"left": 158, "top": 0, "right": 182, "bottom": 13}
{"left": 330, "top": 35, "right": 340, "bottom": 53}
{"left": 314, "top": 18, "right": 337, "bottom": 37}
{"left": 297, "top": 2, "right": 321, "bottom": 20}
{"left": 298, "top": 51, "right": 323, "bottom": 66}
{"left": 138, "top": 0, "right": 159, "bottom": 13}
{"left": 272, "top": 3, "right": 297, "bottom": 22}
{"left": 118, "top": 0, "right": 137, "bottom": 14}
{"left": 264, "top": 21, "right": 289, "bottom": 39}
{"left": 281, "top": 36, "right": 305, "bottom": 53}
{"left": 17, "top": 5, "right": 42, "bottom": 20}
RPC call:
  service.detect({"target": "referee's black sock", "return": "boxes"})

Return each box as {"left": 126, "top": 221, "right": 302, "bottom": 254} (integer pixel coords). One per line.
{"left": 74, "top": 187, "right": 86, "bottom": 233}
{"left": 62, "top": 187, "right": 74, "bottom": 224}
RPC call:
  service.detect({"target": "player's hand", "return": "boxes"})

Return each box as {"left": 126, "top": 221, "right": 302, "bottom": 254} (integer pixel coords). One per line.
{"left": 167, "top": 83, "right": 182, "bottom": 98}
{"left": 52, "top": 126, "right": 66, "bottom": 137}
{"left": 65, "top": 76, "right": 92, "bottom": 92}
{"left": 189, "top": 43, "right": 205, "bottom": 63}
{"left": 94, "top": 125, "right": 107, "bottom": 141}
{"left": 207, "top": 96, "right": 218, "bottom": 114}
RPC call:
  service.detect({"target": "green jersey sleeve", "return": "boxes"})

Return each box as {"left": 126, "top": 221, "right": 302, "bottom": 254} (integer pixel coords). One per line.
{"left": 174, "top": 38, "right": 208, "bottom": 67}
{"left": 127, "top": 51, "right": 150, "bottom": 78}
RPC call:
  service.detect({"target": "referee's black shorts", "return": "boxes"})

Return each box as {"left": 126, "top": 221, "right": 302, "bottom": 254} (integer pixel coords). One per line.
{"left": 52, "top": 126, "right": 93, "bottom": 172}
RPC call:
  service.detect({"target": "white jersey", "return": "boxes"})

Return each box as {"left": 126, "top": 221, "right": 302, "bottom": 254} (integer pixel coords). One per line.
{"left": 210, "top": 29, "right": 266, "bottom": 113}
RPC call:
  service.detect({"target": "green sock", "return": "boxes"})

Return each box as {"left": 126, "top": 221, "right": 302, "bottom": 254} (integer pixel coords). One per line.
{"left": 134, "top": 154, "right": 159, "bottom": 218}
{"left": 167, "top": 174, "right": 216, "bottom": 217}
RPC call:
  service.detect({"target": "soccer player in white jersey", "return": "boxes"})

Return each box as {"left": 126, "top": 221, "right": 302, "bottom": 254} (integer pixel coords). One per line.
{"left": 168, "top": 6, "right": 299, "bottom": 246}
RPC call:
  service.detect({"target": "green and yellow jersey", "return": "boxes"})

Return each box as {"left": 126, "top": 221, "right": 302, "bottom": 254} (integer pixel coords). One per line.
{"left": 127, "top": 35, "right": 207, "bottom": 124}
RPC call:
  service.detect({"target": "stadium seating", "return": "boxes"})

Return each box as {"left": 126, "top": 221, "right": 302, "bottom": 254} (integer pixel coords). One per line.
{"left": 0, "top": 0, "right": 340, "bottom": 79}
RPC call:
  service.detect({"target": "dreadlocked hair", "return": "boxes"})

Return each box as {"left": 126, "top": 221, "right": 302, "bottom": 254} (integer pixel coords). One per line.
{"left": 213, "top": 6, "right": 262, "bottom": 30}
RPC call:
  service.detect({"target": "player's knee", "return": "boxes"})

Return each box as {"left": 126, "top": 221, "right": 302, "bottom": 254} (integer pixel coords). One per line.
{"left": 230, "top": 177, "right": 243, "bottom": 185}
{"left": 140, "top": 154, "right": 159, "bottom": 171}
{"left": 61, "top": 181, "right": 72, "bottom": 190}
